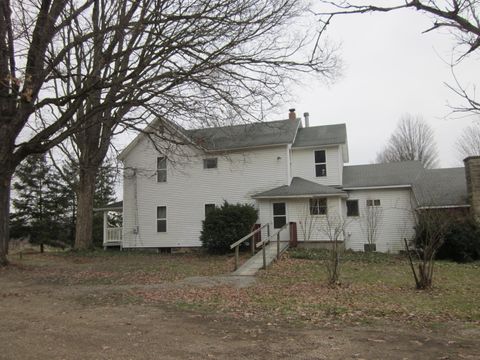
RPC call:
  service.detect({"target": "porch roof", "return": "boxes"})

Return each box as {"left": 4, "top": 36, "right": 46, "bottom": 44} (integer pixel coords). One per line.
{"left": 252, "top": 177, "right": 346, "bottom": 199}
{"left": 93, "top": 201, "right": 123, "bottom": 212}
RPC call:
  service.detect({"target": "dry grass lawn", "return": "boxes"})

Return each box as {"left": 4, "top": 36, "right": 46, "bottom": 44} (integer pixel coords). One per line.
{"left": 1, "top": 249, "right": 479, "bottom": 359}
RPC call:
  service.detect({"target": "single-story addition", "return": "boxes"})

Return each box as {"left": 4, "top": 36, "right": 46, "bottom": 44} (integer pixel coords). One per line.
{"left": 102, "top": 110, "right": 478, "bottom": 253}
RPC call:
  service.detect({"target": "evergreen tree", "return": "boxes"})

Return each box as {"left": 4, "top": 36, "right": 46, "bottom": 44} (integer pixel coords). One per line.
{"left": 11, "top": 155, "right": 119, "bottom": 248}
{"left": 54, "top": 157, "right": 119, "bottom": 247}
{"left": 10, "top": 155, "right": 69, "bottom": 247}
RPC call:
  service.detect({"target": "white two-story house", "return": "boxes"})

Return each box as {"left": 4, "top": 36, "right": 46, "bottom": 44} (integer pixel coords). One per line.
{"left": 113, "top": 110, "right": 471, "bottom": 253}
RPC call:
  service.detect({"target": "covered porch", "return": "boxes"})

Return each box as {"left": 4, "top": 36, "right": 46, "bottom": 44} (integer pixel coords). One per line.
{"left": 252, "top": 177, "right": 348, "bottom": 246}
{"left": 93, "top": 201, "right": 123, "bottom": 249}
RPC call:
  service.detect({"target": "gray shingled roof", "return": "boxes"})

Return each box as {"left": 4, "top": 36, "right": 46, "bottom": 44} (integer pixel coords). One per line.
{"left": 343, "top": 161, "right": 424, "bottom": 188}
{"left": 186, "top": 119, "right": 300, "bottom": 151}
{"left": 253, "top": 177, "right": 346, "bottom": 198}
{"left": 413, "top": 168, "right": 468, "bottom": 207}
{"left": 343, "top": 161, "right": 468, "bottom": 207}
{"left": 292, "top": 124, "right": 347, "bottom": 148}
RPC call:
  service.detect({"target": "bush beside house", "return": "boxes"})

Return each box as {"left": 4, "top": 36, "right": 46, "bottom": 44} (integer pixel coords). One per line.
{"left": 437, "top": 218, "right": 480, "bottom": 263}
{"left": 201, "top": 202, "right": 258, "bottom": 254}
{"left": 414, "top": 215, "right": 480, "bottom": 263}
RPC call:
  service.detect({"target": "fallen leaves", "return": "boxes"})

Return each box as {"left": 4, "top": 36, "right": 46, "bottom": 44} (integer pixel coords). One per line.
{"left": 9, "top": 250, "right": 480, "bottom": 327}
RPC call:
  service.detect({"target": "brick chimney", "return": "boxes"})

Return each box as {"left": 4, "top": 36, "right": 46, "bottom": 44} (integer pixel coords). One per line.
{"left": 464, "top": 156, "right": 480, "bottom": 220}
{"left": 288, "top": 108, "right": 296, "bottom": 121}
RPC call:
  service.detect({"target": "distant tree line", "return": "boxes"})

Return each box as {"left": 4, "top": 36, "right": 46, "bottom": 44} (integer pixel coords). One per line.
{"left": 377, "top": 113, "right": 480, "bottom": 167}
{"left": 10, "top": 155, "right": 118, "bottom": 249}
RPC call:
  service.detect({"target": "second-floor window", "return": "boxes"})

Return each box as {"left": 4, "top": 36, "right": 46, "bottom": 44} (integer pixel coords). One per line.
{"left": 157, "top": 157, "right": 167, "bottom": 182}
{"left": 314, "top": 150, "right": 327, "bottom": 177}
{"left": 203, "top": 158, "right": 218, "bottom": 169}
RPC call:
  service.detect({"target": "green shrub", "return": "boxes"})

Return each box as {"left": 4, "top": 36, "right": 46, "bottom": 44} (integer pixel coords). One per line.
{"left": 437, "top": 218, "right": 480, "bottom": 263}
{"left": 200, "top": 201, "right": 258, "bottom": 254}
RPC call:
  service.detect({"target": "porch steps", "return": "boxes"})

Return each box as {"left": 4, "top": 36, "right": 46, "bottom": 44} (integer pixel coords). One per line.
{"left": 232, "top": 241, "right": 289, "bottom": 276}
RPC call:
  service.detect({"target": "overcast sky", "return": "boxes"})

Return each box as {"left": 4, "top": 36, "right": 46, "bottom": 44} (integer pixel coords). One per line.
{"left": 274, "top": 7, "right": 479, "bottom": 168}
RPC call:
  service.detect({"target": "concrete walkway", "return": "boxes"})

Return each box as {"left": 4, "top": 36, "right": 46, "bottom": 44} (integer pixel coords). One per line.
{"left": 232, "top": 241, "right": 289, "bottom": 276}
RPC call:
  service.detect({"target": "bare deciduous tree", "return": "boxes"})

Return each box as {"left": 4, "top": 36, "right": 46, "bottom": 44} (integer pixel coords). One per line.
{"left": 360, "top": 204, "right": 383, "bottom": 251}
{"left": 0, "top": 0, "right": 340, "bottom": 262}
{"left": 319, "top": 212, "right": 349, "bottom": 286}
{"left": 405, "top": 208, "right": 452, "bottom": 290}
{"left": 456, "top": 122, "right": 480, "bottom": 160}
{"left": 318, "top": 0, "right": 480, "bottom": 116}
{"left": 298, "top": 204, "right": 319, "bottom": 242}
{"left": 376, "top": 114, "right": 438, "bottom": 168}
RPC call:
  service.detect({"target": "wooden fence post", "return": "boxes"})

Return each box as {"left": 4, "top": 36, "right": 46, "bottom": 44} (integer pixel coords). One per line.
{"left": 262, "top": 243, "right": 266, "bottom": 269}
{"left": 277, "top": 232, "right": 280, "bottom": 259}
{"left": 235, "top": 246, "right": 239, "bottom": 270}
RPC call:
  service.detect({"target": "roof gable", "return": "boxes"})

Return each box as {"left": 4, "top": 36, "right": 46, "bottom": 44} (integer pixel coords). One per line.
{"left": 292, "top": 124, "right": 347, "bottom": 148}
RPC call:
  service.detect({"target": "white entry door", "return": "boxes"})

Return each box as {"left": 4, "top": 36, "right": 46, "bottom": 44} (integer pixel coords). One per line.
{"left": 272, "top": 202, "right": 290, "bottom": 241}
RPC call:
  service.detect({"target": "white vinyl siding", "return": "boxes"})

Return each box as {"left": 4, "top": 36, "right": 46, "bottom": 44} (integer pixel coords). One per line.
{"left": 291, "top": 146, "right": 342, "bottom": 185}
{"left": 343, "top": 189, "right": 416, "bottom": 253}
{"left": 269, "top": 197, "right": 343, "bottom": 242}
{"left": 122, "top": 136, "right": 288, "bottom": 248}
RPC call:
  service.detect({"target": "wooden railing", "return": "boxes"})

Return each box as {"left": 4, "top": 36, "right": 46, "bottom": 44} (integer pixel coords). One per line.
{"left": 230, "top": 223, "right": 269, "bottom": 270}
{"left": 256, "top": 223, "right": 289, "bottom": 269}
{"left": 106, "top": 227, "right": 122, "bottom": 243}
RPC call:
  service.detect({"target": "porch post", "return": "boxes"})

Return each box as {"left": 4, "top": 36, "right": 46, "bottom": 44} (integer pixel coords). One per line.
{"left": 103, "top": 211, "right": 108, "bottom": 249}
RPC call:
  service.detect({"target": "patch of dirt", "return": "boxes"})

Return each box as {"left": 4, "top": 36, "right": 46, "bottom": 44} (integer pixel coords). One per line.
{"left": 1, "top": 270, "right": 479, "bottom": 359}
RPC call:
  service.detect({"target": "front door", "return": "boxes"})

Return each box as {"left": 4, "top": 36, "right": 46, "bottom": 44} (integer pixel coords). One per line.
{"left": 272, "top": 202, "right": 290, "bottom": 241}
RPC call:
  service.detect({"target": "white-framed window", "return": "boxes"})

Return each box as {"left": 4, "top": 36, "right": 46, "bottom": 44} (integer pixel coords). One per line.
{"left": 157, "top": 157, "right": 167, "bottom": 182}
{"left": 310, "top": 198, "right": 327, "bottom": 215}
{"left": 157, "top": 206, "right": 167, "bottom": 232}
{"left": 366, "top": 199, "right": 381, "bottom": 207}
{"left": 205, "top": 203, "right": 216, "bottom": 217}
{"left": 314, "top": 150, "right": 327, "bottom": 177}
{"left": 273, "top": 202, "right": 287, "bottom": 229}
{"left": 203, "top": 158, "right": 218, "bottom": 169}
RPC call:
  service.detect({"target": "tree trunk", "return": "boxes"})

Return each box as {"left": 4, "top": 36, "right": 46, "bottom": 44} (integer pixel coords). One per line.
{"left": 74, "top": 168, "right": 97, "bottom": 250}
{"left": 0, "top": 170, "right": 12, "bottom": 266}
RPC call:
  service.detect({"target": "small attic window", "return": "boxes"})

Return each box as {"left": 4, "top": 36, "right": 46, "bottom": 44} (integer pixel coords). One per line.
{"left": 203, "top": 158, "right": 218, "bottom": 169}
